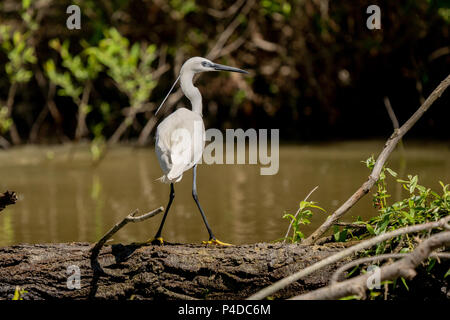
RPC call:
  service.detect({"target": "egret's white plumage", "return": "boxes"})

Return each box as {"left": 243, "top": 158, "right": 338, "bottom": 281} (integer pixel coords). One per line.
{"left": 155, "top": 57, "right": 211, "bottom": 183}
{"left": 155, "top": 107, "right": 205, "bottom": 183}
{"left": 151, "top": 56, "right": 247, "bottom": 245}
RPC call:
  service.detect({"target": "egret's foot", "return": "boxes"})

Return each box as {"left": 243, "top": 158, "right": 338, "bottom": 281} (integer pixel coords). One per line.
{"left": 148, "top": 237, "right": 165, "bottom": 245}
{"left": 202, "top": 238, "right": 232, "bottom": 246}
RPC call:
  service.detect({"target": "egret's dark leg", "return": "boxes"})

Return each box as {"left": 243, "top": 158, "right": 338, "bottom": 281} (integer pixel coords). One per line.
{"left": 152, "top": 183, "right": 175, "bottom": 244}
{"left": 192, "top": 165, "right": 215, "bottom": 240}
{"left": 192, "top": 165, "right": 231, "bottom": 245}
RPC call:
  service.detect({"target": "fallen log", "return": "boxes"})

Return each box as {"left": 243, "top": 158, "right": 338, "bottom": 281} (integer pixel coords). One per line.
{"left": 0, "top": 242, "right": 353, "bottom": 300}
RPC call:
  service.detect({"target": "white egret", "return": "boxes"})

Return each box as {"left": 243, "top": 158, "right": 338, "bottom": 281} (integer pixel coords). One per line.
{"left": 151, "top": 57, "right": 248, "bottom": 246}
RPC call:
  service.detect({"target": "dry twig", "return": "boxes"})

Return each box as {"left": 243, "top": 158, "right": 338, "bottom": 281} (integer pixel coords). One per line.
{"left": 291, "top": 231, "right": 450, "bottom": 300}
{"left": 247, "top": 215, "right": 450, "bottom": 300}
{"left": 90, "top": 206, "right": 164, "bottom": 260}
{"left": 207, "top": 0, "right": 246, "bottom": 19}
{"left": 330, "top": 252, "right": 450, "bottom": 284}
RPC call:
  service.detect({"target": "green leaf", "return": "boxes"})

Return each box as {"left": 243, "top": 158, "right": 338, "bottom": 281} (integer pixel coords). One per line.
{"left": 299, "top": 201, "right": 307, "bottom": 210}
{"left": 338, "top": 228, "right": 348, "bottom": 242}
{"left": 386, "top": 167, "right": 397, "bottom": 177}
{"left": 366, "top": 223, "right": 375, "bottom": 235}
{"left": 426, "top": 258, "right": 436, "bottom": 272}
{"left": 308, "top": 204, "right": 326, "bottom": 212}
{"left": 409, "top": 175, "right": 418, "bottom": 193}
{"left": 400, "top": 277, "right": 409, "bottom": 291}
{"left": 444, "top": 268, "right": 450, "bottom": 279}
{"left": 339, "top": 295, "right": 360, "bottom": 300}
{"left": 22, "top": 0, "right": 31, "bottom": 9}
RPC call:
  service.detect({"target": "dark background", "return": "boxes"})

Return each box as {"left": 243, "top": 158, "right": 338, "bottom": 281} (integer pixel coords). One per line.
{"left": 0, "top": 0, "right": 449, "bottom": 145}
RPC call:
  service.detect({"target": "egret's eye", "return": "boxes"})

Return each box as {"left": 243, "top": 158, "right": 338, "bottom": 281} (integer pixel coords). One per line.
{"left": 201, "top": 61, "right": 212, "bottom": 68}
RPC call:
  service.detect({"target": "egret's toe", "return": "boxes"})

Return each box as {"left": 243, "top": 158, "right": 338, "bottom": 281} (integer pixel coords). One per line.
{"left": 149, "top": 237, "right": 165, "bottom": 245}
{"left": 202, "top": 238, "right": 232, "bottom": 246}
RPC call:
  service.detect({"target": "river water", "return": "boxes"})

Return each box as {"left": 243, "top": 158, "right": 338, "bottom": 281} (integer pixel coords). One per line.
{"left": 0, "top": 141, "right": 448, "bottom": 246}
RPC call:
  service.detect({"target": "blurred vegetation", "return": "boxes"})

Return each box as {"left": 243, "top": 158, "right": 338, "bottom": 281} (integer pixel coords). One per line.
{"left": 0, "top": 0, "right": 449, "bottom": 148}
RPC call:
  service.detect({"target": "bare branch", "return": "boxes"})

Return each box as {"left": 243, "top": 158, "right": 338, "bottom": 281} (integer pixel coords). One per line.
{"left": 207, "top": 0, "right": 246, "bottom": 19}
{"left": 330, "top": 252, "right": 450, "bottom": 284}
{"left": 383, "top": 97, "right": 399, "bottom": 129}
{"left": 333, "top": 222, "right": 367, "bottom": 229}
{"left": 247, "top": 215, "right": 450, "bottom": 300}
{"left": 5, "top": 83, "right": 21, "bottom": 145}
{"left": 291, "top": 231, "right": 450, "bottom": 300}
{"left": 156, "top": 286, "right": 199, "bottom": 300}
{"left": 207, "top": 0, "right": 255, "bottom": 60}
{"left": 90, "top": 206, "right": 164, "bottom": 260}
{"left": 217, "top": 35, "right": 247, "bottom": 58}
{"left": 0, "top": 136, "right": 10, "bottom": 149}
{"left": 303, "top": 74, "right": 450, "bottom": 245}
{"left": 428, "top": 46, "right": 450, "bottom": 62}
{"left": 75, "top": 81, "right": 92, "bottom": 141}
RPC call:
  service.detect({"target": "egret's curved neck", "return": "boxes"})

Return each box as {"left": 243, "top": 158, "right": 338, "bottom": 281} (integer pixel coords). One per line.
{"left": 180, "top": 71, "right": 202, "bottom": 115}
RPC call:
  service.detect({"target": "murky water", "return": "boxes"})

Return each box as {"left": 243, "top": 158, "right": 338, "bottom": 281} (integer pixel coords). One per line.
{"left": 0, "top": 141, "right": 448, "bottom": 246}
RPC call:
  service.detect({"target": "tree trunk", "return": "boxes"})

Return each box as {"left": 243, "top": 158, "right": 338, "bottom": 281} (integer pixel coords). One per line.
{"left": 0, "top": 242, "right": 352, "bottom": 300}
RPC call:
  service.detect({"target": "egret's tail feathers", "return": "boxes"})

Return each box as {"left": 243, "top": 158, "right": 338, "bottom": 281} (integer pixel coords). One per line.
{"left": 167, "top": 163, "right": 185, "bottom": 181}
{"left": 156, "top": 175, "right": 170, "bottom": 184}
{"left": 157, "top": 172, "right": 183, "bottom": 184}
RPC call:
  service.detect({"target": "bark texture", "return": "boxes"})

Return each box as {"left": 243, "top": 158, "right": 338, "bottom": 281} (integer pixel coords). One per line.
{"left": 0, "top": 242, "right": 352, "bottom": 300}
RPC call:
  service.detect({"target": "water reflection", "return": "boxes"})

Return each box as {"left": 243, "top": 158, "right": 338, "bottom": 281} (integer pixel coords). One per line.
{"left": 0, "top": 141, "right": 448, "bottom": 246}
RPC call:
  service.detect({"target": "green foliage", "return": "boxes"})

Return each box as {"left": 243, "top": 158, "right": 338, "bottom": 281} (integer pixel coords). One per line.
{"left": 43, "top": 28, "right": 160, "bottom": 160}
{"left": 44, "top": 59, "right": 81, "bottom": 99}
{"left": 85, "top": 28, "right": 158, "bottom": 108}
{"left": 21, "top": 0, "right": 38, "bottom": 32}
{"left": 0, "top": 1, "right": 38, "bottom": 84}
{"left": 0, "top": 26, "right": 37, "bottom": 84}
{"left": 0, "top": 1, "right": 38, "bottom": 138}
{"left": 444, "top": 268, "right": 450, "bottom": 278}
{"left": 0, "top": 106, "right": 12, "bottom": 134}
{"left": 329, "top": 157, "right": 450, "bottom": 255}
{"left": 260, "top": 0, "right": 292, "bottom": 17}
{"left": 438, "top": 7, "right": 450, "bottom": 22}
{"left": 358, "top": 156, "right": 450, "bottom": 254}
{"left": 169, "top": 0, "right": 197, "bottom": 19}
{"left": 333, "top": 224, "right": 348, "bottom": 242}
{"left": 233, "top": 89, "right": 247, "bottom": 105}
{"left": 0, "top": 1, "right": 449, "bottom": 145}
{"left": 427, "top": 0, "right": 450, "bottom": 23}
{"left": 328, "top": 157, "right": 450, "bottom": 299}
{"left": 90, "top": 120, "right": 106, "bottom": 163}
{"left": 12, "top": 286, "right": 27, "bottom": 300}
{"left": 51, "top": 39, "right": 102, "bottom": 82}
{"left": 291, "top": 156, "right": 450, "bottom": 299}
{"left": 283, "top": 200, "right": 325, "bottom": 242}
{"left": 45, "top": 39, "right": 101, "bottom": 101}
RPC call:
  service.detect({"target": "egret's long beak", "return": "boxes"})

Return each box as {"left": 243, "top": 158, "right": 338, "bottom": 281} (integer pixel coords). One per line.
{"left": 212, "top": 63, "right": 248, "bottom": 74}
